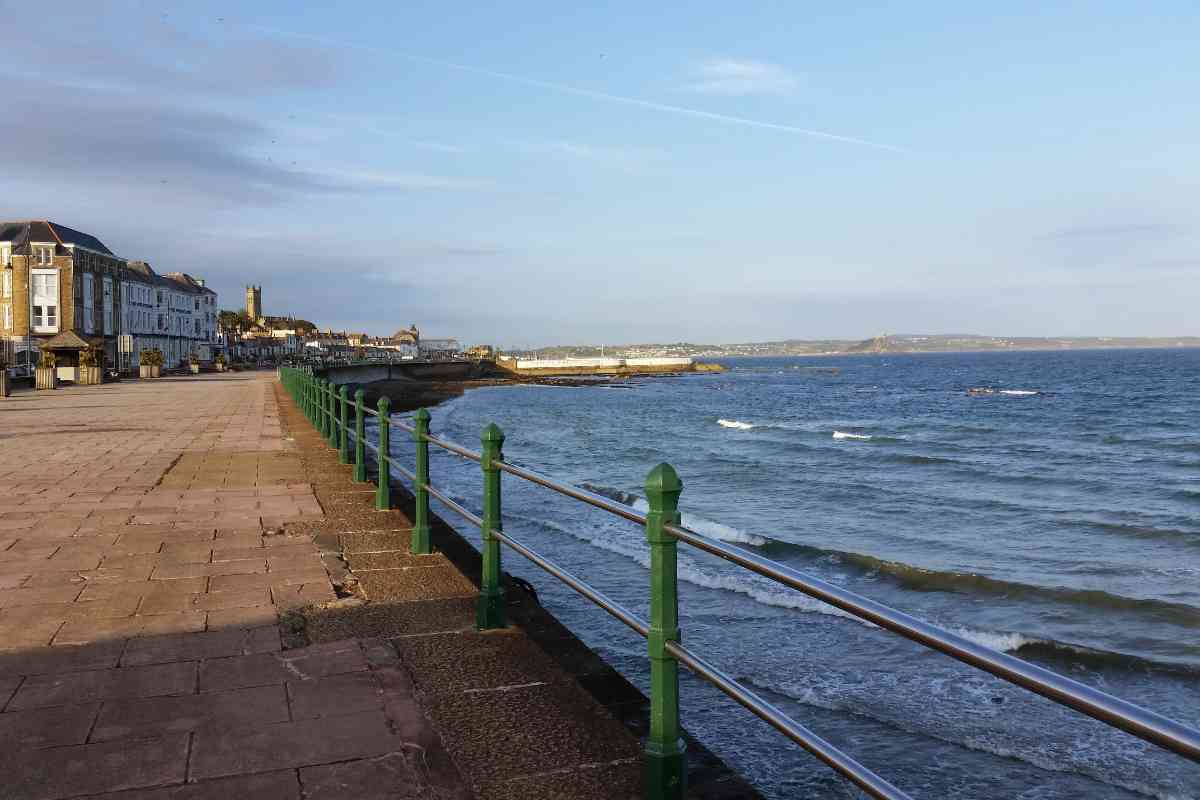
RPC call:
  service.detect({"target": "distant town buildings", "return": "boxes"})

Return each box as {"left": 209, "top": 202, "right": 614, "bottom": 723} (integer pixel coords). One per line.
{"left": 1, "top": 220, "right": 218, "bottom": 375}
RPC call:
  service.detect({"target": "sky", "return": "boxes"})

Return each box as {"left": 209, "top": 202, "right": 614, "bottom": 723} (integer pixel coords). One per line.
{"left": 2, "top": 1, "right": 1197, "bottom": 347}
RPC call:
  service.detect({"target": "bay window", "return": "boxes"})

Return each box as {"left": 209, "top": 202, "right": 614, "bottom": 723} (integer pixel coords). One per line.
{"left": 32, "top": 269, "right": 59, "bottom": 333}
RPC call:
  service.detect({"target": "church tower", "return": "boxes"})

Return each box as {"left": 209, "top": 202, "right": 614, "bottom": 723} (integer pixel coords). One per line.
{"left": 245, "top": 285, "right": 262, "bottom": 320}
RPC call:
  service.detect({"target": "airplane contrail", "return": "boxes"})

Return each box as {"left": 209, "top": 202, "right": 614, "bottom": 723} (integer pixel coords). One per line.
{"left": 255, "top": 26, "right": 906, "bottom": 153}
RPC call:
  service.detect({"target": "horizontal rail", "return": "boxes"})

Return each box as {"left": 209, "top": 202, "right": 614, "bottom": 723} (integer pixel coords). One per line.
{"left": 425, "top": 483, "right": 484, "bottom": 528}
{"left": 496, "top": 459, "right": 648, "bottom": 526}
{"left": 425, "top": 432, "right": 482, "bottom": 463}
{"left": 492, "top": 528, "right": 649, "bottom": 637}
{"left": 382, "top": 455, "right": 416, "bottom": 483}
{"left": 663, "top": 522, "right": 1200, "bottom": 763}
{"left": 665, "top": 640, "right": 910, "bottom": 800}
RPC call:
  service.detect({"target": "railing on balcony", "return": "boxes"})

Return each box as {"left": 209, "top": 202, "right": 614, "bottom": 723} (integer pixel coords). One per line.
{"left": 279, "top": 366, "right": 1200, "bottom": 800}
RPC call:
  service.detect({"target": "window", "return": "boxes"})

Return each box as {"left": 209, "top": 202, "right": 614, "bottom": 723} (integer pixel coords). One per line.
{"left": 2, "top": 270, "right": 10, "bottom": 298}
{"left": 83, "top": 273, "right": 95, "bottom": 333}
{"left": 103, "top": 277, "right": 114, "bottom": 335}
{"left": 3, "top": 304, "right": 10, "bottom": 330}
{"left": 1, "top": 245, "right": 10, "bottom": 267}
{"left": 32, "top": 269, "right": 58, "bottom": 332}
{"left": 33, "top": 245, "right": 53, "bottom": 265}
{"left": 195, "top": 298, "right": 200, "bottom": 311}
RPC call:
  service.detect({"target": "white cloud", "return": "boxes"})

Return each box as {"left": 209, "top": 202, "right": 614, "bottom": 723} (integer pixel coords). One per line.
{"left": 684, "top": 59, "right": 801, "bottom": 96}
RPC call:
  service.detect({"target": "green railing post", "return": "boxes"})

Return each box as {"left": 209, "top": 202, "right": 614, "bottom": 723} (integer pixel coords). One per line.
{"left": 305, "top": 373, "right": 311, "bottom": 420}
{"left": 477, "top": 423, "right": 506, "bottom": 630}
{"left": 644, "top": 462, "right": 687, "bottom": 800}
{"left": 319, "top": 378, "right": 327, "bottom": 438}
{"left": 375, "top": 396, "right": 391, "bottom": 510}
{"left": 353, "top": 389, "right": 367, "bottom": 483}
{"left": 338, "top": 385, "right": 350, "bottom": 464}
{"left": 326, "top": 381, "right": 338, "bottom": 447}
{"left": 302, "top": 373, "right": 309, "bottom": 419}
{"left": 411, "top": 408, "right": 432, "bottom": 555}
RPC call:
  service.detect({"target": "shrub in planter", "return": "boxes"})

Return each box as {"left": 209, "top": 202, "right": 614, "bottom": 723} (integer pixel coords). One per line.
{"left": 139, "top": 348, "right": 163, "bottom": 378}
{"left": 36, "top": 351, "right": 57, "bottom": 390}
{"left": 214, "top": 354, "right": 227, "bottom": 372}
{"left": 0, "top": 358, "right": 10, "bottom": 398}
{"left": 78, "top": 348, "right": 103, "bottom": 385}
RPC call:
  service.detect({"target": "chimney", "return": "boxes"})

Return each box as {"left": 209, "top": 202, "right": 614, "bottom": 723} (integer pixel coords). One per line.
{"left": 197, "top": 278, "right": 205, "bottom": 287}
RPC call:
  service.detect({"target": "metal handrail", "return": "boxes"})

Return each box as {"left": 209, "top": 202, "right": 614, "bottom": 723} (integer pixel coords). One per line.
{"left": 663, "top": 522, "right": 1200, "bottom": 762}
{"left": 664, "top": 640, "right": 911, "bottom": 800}
{"left": 280, "top": 367, "right": 1200, "bottom": 800}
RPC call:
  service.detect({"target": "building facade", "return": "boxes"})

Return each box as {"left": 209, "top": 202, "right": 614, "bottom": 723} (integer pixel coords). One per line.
{"left": 1, "top": 221, "right": 218, "bottom": 373}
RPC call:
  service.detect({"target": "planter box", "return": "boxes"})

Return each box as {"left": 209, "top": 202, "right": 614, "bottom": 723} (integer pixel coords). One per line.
{"left": 79, "top": 366, "right": 103, "bottom": 385}
{"left": 215, "top": 363, "right": 227, "bottom": 372}
{"left": 189, "top": 364, "right": 200, "bottom": 374}
{"left": 0, "top": 371, "right": 9, "bottom": 397}
{"left": 35, "top": 367, "right": 57, "bottom": 390}
{"left": 140, "top": 365, "right": 162, "bottom": 378}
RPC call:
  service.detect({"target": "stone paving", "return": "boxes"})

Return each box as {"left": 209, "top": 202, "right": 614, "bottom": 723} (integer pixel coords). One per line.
{"left": 0, "top": 373, "right": 470, "bottom": 799}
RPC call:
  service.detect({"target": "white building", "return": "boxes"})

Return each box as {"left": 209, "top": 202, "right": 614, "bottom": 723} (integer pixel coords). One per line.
{"left": 121, "top": 261, "right": 218, "bottom": 367}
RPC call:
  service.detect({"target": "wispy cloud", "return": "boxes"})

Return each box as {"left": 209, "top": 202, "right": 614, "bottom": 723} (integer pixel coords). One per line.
{"left": 683, "top": 59, "right": 800, "bottom": 96}
{"left": 413, "top": 141, "right": 470, "bottom": 154}
{"left": 325, "top": 169, "right": 489, "bottom": 191}
{"left": 254, "top": 26, "right": 906, "bottom": 153}
{"left": 513, "top": 140, "right": 667, "bottom": 173}
{"left": 1039, "top": 222, "right": 1183, "bottom": 240}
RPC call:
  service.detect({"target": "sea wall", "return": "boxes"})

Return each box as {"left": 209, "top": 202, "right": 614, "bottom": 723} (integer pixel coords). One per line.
{"left": 502, "top": 355, "right": 701, "bottom": 376}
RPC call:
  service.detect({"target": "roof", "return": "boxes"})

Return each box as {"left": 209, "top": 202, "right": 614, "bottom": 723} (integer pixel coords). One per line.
{"left": 41, "top": 331, "right": 104, "bottom": 351}
{"left": 0, "top": 221, "right": 114, "bottom": 255}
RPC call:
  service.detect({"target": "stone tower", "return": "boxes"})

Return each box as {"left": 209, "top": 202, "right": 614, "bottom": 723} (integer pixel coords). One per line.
{"left": 245, "top": 285, "right": 262, "bottom": 320}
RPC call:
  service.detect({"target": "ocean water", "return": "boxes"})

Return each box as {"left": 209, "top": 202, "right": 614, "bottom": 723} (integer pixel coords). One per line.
{"left": 382, "top": 349, "right": 1200, "bottom": 799}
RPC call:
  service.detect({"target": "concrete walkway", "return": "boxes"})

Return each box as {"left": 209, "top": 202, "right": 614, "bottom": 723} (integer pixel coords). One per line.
{"left": 0, "top": 373, "right": 470, "bottom": 799}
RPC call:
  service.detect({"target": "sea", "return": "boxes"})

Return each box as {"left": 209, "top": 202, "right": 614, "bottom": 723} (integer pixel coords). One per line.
{"left": 381, "top": 348, "right": 1200, "bottom": 799}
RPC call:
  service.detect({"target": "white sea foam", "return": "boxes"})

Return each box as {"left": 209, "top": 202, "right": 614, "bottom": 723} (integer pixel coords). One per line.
{"left": 833, "top": 430, "right": 872, "bottom": 440}
{"left": 945, "top": 626, "right": 1036, "bottom": 653}
{"left": 718, "top": 418, "right": 755, "bottom": 430}
{"left": 1000, "top": 389, "right": 1039, "bottom": 396}
{"left": 630, "top": 498, "right": 769, "bottom": 546}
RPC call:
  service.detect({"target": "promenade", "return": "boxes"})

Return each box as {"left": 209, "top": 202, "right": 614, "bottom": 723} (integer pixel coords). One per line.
{"left": 0, "top": 373, "right": 660, "bottom": 800}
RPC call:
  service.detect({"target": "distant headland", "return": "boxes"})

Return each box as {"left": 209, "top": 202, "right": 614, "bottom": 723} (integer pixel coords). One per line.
{"left": 512, "top": 334, "right": 1200, "bottom": 359}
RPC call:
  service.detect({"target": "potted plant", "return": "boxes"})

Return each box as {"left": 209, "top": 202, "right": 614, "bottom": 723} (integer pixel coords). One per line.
{"left": 139, "top": 348, "right": 163, "bottom": 378}
{"left": 214, "top": 353, "right": 227, "bottom": 372}
{"left": 78, "top": 347, "right": 103, "bottom": 385}
{"left": 188, "top": 353, "right": 201, "bottom": 374}
{"left": 0, "top": 357, "right": 9, "bottom": 398}
{"left": 36, "top": 351, "right": 57, "bottom": 390}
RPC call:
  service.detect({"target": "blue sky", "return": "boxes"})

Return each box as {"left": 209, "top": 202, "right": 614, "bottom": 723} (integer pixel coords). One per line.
{"left": 2, "top": 1, "right": 1197, "bottom": 346}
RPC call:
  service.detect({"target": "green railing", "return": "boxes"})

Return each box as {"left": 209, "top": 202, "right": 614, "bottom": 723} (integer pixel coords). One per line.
{"left": 279, "top": 367, "right": 1200, "bottom": 800}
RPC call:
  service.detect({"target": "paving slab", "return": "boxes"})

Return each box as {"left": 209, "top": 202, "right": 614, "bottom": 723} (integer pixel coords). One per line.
{"left": 189, "top": 709, "right": 406, "bottom": 779}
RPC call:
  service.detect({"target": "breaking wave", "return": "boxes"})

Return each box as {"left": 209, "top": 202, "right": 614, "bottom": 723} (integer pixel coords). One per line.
{"left": 833, "top": 430, "right": 872, "bottom": 440}
{"left": 717, "top": 418, "right": 755, "bottom": 430}
{"left": 578, "top": 484, "right": 769, "bottom": 546}
{"left": 766, "top": 541, "right": 1200, "bottom": 628}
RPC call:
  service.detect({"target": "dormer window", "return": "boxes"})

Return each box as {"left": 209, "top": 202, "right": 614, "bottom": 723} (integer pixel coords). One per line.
{"left": 33, "top": 245, "right": 54, "bottom": 265}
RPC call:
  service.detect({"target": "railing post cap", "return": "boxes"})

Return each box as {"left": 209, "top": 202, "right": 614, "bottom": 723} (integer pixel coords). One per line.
{"left": 645, "top": 462, "right": 683, "bottom": 496}
{"left": 354, "top": 387, "right": 365, "bottom": 400}
{"left": 414, "top": 407, "right": 431, "bottom": 423}
{"left": 377, "top": 395, "right": 391, "bottom": 411}
{"left": 481, "top": 422, "right": 505, "bottom": 445}
{"left": 339, "top": 384, "right": 348, "bottom": 396}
